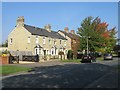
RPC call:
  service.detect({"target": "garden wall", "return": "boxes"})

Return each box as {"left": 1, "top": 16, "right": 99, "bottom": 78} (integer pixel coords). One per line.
{"left": 0, "top": 56, "right": 9, "bottom": 65}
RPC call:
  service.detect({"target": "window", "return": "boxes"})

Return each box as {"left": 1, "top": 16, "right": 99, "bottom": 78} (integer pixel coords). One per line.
{"left": 60, "top": 40, "right": 62, "bottom": 44}
{"left": 51, "top": 48, "right": 54, "bottom": 55}
{"left": 65, "top": 34, "right": 66, "bottom": 38}
{"left": 10, "top": 38, "right": 12, "bottom": 44}
{"left": 54, "top": 40, "right": 56, "bottom": 45}
{"left": 49, "top": 38, "right": 51, "bottom": 45}
{"left": 64, "top": 41, "right": 66, "bottom": 46}
{"left": 52, "top": 50, "right": 54, "bottom": 55}
{"left": 28, "top": 37, "right": 30, "bottom": 43}
{"left": 36, "top": 36, "right": 38, "bottom": 44}
{"left": 39, "top": 49, "right": 41, "bottom": 54}
{"left": 43, "top": 37, "right": 46, "bottom": 44}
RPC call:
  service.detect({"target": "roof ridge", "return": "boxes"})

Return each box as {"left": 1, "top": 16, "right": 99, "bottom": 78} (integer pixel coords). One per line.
{"left": 24, "top": 24, "right": 43, "bottom": 30}
{"left": 24, "top": 24, "right": 67, "bottom": 40}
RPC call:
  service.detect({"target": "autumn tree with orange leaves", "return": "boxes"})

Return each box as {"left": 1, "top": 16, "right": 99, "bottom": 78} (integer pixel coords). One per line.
{"left": 78, "top": 16, "right": 117, "bottom": 53}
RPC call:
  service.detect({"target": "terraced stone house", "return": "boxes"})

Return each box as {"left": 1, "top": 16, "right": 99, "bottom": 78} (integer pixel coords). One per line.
{"left": 58, "top": 27, "right": 80, "bottom": 58}
{"left": 8, "top": 16, "right": 80, "bottom": 60}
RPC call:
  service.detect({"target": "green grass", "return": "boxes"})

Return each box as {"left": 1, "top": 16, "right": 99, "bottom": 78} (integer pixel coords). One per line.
{"left": 61, "top": 59, "right": 81, "bottom": 63}
{"left": 96, "top": 57, "right": 104, "bottom": 61}
{"left": 0, "top": 65, "right": 31, "bottom": 75}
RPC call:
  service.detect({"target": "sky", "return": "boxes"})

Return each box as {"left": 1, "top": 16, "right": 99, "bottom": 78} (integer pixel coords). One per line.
{"left": 2, "top": 2, "right": 118, "bottom": 43}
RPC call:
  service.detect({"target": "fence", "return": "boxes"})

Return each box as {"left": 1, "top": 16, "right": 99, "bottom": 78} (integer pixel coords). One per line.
{"left": 10, "top": 51, "right": 32, "bottom": 60}
{"left": 22, "top": 55, "right": 39, "bottom": 62}
{"left": 9, "top": 55, "right": 19, "bottom": 64}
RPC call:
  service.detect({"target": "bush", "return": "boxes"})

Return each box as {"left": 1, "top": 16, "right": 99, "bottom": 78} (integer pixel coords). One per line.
{"left": 67, "top": 50, "right": 73, "bottom": 60}
{"left": 2, "top": 50, "right": 10, "bottom": 55}
{"left": 58, "top": 51, "right": 64, "bottom": 55}
{"left": 58, "top": 51, "right": 64, "bottom": 60}
{"left": 1, "top": 50, "right": 10, "bottom": 56}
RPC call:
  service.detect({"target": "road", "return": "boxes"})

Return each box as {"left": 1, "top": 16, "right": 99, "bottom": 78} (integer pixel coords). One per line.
{"left": 1, "top": 57, "right": 119, "bottom": 88}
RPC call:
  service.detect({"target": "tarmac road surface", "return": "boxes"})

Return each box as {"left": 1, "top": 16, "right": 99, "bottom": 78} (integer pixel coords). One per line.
{"left": 1, "top": 58, "right": 119, "bottom": 88}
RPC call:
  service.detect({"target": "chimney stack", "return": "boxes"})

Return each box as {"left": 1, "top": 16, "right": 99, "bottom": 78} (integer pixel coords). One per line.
{"left": 70, "top": 30, "right": 75, "bottom": 34}
{"left": 17, "top": 16, "right": 24, "bottom": 26}
{"left": 44, "top": 24, "right": 51, "bottom": 32}
{"left": 64, "top": 27, "right": 69, "bottom": 33}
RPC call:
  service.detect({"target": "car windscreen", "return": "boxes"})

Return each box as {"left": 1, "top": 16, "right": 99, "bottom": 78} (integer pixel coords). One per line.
{"left": 104, "top": 54, "right": 112, "bottom": 56}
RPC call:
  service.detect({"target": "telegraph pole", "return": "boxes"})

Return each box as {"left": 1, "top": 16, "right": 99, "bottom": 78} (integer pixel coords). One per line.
{"left": 87, "top": 37, "right": 89, "bottom": 54}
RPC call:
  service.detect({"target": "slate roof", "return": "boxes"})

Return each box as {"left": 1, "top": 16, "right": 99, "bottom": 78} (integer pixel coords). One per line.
{"left": 24, "top": 24, "right": 67, "bottom": 40}
{"left": 58, "top": 30, "right": 80, "bottom": 40}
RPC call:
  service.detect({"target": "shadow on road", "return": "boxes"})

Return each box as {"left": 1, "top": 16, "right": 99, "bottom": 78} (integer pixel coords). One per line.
{"left": 2, "top": 63, "right": 118, "bottom": 88}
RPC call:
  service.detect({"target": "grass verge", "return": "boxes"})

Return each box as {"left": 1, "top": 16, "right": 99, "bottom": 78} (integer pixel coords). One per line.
{"left": 61, "top": 59, "right": 81, "bottom": 63}
{"left": 0, "top": 65, "right": 31, "bottom": 76}
{"left": 96, "top": 57, "right": 104, "bottom": 61}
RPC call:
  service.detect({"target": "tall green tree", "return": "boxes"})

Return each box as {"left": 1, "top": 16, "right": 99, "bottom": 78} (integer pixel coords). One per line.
{"left": 77, "top": 16, "right": 116, "bottom": 53}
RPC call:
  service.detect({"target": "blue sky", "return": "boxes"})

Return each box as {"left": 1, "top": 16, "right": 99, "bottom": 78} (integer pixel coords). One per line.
{"left": 2, "top": 2, "right": 118, "bottom": 43}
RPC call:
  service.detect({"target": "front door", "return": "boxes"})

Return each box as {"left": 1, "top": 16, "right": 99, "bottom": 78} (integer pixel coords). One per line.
{"left": 35, "top": 48, "right": 39, "bottom": 55}
{"left": 43, "top": 50, "right": 46, "bottom": 56}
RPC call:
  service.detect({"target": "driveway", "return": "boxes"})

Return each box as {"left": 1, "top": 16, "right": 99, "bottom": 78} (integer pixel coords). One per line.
{"left": 1, "top": 58, "right": 119, "bottom": 88}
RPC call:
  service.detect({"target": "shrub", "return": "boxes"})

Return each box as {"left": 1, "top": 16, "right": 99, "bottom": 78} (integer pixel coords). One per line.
{"left": 2, "top": 50, "right": 10, "bottom": 55}
{"left": 58, "top": 51, "right": 64, "bottom": 60}
{"left": 58, "top": 51, "right": 64, "bottom": 55}
{"left": 67, "top": 50, "right": 73, "bottom": 60}
{"left": 1, "top": 50, "right": 10, "bottom": 56}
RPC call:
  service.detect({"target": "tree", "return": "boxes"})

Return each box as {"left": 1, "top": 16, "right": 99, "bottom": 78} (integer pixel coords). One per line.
{"left": 78, "top": 16, "right": 103, "bottom": 51}
{"left": 77, "top": 16, "right": 117, "bottom": 53}
{"left": 104, "top": 27, "right": 117, "bottom": 52}
{"left": 0, "top": 40, "right": 8, "bottom": 47}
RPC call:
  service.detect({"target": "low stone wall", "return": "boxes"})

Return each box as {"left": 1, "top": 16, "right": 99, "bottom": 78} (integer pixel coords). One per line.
{"left": 0, "top": 56, "right": 9, "bottom": 65}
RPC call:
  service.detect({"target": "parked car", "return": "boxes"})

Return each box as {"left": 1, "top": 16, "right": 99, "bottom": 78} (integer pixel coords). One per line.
{"left": 77, "top": 52, "right": 83, "bottom": 59}
{"left": 103, "top": 53, "right": 113, "bottom": 60}
{"left": 89, "top": 52, "right": 96, "bottom": 62}
{"left": 81, "top": 54, "right": 92, "bottom": 63}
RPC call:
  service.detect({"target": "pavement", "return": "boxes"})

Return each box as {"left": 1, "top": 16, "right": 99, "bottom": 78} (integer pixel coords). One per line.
{"left": 1, "top": 57, "right": 119, "bottom": 88}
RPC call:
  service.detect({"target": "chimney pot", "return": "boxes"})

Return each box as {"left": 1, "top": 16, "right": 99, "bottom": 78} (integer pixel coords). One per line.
{"left": 44, "top": 24, "right": 51, "bottom": 32}
{"left": 70, "top": 30, "right": 75, "bottom": 34}
{"left": 64, "top": 27, "right": 69, "bottom": 33}
{"left": 17, "top": 16, "right": 24, "bottom": 26}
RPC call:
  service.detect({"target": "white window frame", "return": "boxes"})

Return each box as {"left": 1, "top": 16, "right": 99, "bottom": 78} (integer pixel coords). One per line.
{"left": 51, "top": 48, "right": 54, "bottom": 55}
{"left": 64, "top": 41, "right": 66, "bottom": 46}
{"left": 36, "top": 36, "right": 39, "bottom": 44}
{"left": 28, "top": 37, "right": 30, "bottom": 43}
{"left": 39, "top": 49, "right": 41, "bottom": 54}
{"left": 10, "top": 38, "right": 12, "bottom": 44}
{"left": 54, "top": 40, "right": 56, "bottom": 45}
{"left": 43, "top": 37, "right": 46, "bottom": 44}
{"left": 60, "top": 40, "right": 62, "bottom": 44}
{"left": 35, "top": 48, "right": 39, "bottom": 55}
{"left": 49, "top": 38, "right": 51, "bottom": 45}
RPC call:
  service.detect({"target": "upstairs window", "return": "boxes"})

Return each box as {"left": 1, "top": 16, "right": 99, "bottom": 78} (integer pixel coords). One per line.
{"left": 54, "top": 40, "right": 56, "bottom": 45}
{"left": 10, "top": 38, "right": 12, "bottom": 44}
{"left": 65, "top": 34, "right": 66, "bottom": 38}
{"left": 60, "top": 40, "right": 62, "bottom": 44}
{"left": 36, "top": 36, "right": 38, "bottom": 44}
{"left": 64, "top": 41, "right": 66, "bottom": 46}
{"left": 43, "top": 37, "right": 46, "bottom": 44}
{"left": 28, "top": 37, "right": 30, "bottom": 43}
{"left": 49, "top": 38, "right": 51, "bottom": 45}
